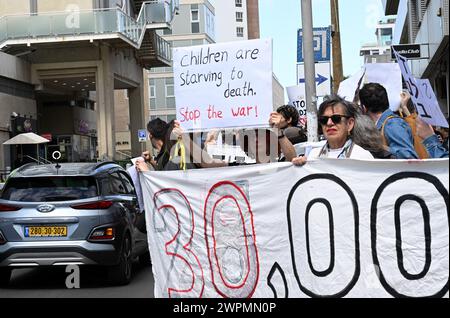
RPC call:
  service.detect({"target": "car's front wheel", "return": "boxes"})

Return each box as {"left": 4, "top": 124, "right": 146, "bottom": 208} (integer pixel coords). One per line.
{"left": 107, "top": 234, "right": 132, "bottom": 286}
{"left": 0, "top": 268, "right": 11, "bottom": 287}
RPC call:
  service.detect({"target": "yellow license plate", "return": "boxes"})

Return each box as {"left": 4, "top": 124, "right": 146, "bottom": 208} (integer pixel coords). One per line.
{"left": 25, "top": 226, "right": 67, "bottom": 237}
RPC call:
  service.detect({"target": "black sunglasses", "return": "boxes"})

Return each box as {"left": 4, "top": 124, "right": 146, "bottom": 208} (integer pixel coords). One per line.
{"left": 318, "top": 115, "right": 351, "bottom": 126}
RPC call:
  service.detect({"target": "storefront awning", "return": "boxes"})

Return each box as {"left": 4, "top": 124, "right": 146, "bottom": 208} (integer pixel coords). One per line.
{"left": 3, "top": 133, "right": 50, "bottom": 145}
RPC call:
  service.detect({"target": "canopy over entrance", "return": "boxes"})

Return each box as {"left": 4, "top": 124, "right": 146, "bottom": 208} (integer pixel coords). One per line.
{"left": 3, "top": 133, "right": 50, "bottom": 145}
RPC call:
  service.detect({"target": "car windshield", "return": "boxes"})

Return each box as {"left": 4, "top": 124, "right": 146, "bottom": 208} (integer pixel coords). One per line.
{"left": 1, "top": 177, "right": 98, "bottom": 202}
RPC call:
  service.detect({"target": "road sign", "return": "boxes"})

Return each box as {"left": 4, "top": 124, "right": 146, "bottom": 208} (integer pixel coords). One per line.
{"left": 297, "top": 26, "right": 331, "bottom": 63}
{"left": 138, "top": 129, "right": 147, "bottom": 143}
{"left": 391, "top": 44, "right": 427, "bottom": 59}
{"left": 297, "top": 62, "right": 332, "bottom": 97}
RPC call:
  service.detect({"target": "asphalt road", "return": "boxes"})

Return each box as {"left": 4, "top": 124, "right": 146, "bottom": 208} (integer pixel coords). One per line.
{"left": 0, "top": 262, "right": 154, "bottom": 298}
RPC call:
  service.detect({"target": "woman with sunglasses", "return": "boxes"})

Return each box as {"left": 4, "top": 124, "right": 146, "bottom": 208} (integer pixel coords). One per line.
{"left": 292, "top": 95, "right": 374, "bottom": 166}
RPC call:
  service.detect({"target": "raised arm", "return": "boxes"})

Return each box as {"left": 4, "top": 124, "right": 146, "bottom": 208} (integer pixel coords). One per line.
{"left": 269, "top": 112, "right": 297, "bottom": 162}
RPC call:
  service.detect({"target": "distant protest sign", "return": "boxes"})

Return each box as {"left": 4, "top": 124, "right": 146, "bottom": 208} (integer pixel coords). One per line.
{"left": 393, "top": 49, "right": 448, "bottom": 128}
{"left": 141, "top": 159, "right": 449, "bottom": 298}
{"left": 173, "top": 39, "right": 273, "bottom": 131}
{"left": 286, "top": 85, "right": 307, "bottom": 126}
{"left": 338, "top": 68, "right": 365, "bottom": 102}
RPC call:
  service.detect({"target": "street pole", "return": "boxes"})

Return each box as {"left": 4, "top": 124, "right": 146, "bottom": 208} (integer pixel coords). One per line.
{"left": 301, "top": 0, "right": 318, "bottom": 142}
{"left": 330, "top": 0, "right": 344, "bottom": 93}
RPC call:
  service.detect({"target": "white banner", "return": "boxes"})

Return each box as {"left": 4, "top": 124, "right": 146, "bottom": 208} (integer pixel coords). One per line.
{"left": 393, "top": 50, "right": 449, "bottom": 128}
{"left": 173, "top": 39, "right": 273, "bottom": 131}
{"left": 141, "top": 160, "right": 449, "bottom": 298}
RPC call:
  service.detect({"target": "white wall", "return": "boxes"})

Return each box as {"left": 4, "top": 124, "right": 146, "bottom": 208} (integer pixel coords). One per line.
{"left": 411, "top": 0, "right": 446, "bottom": 77}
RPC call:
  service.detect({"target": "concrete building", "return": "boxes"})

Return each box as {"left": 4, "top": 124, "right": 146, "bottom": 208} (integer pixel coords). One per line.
{"left": 360, "top": 18, "right": 396, "bottom": 64}
{"left": 0, "top": 0, "right": 179, "bottom": 170}
{"left": 383, "top": 0, "right": 449, "bottom": 116}
{"left": 214, "top": 0, "right": 260, "bottom": 42}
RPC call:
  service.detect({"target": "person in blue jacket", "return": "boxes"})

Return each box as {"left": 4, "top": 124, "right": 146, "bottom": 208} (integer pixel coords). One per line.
{"left": 359, "top": 83, "right": 419, "bottom": 159}
{"left": 415, "top": 116, "right": 449, "bottom": 158}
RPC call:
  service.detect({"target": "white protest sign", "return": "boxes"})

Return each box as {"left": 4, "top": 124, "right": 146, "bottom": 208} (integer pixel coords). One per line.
{"left": 393, "top": 49, "right": 448, "bottom": 128}
{"left": 338, "top": 68, "right": 365, "bottom": 102}
{"left": 173, "top": 39, "right": 273, "bottom": 131}
{"left": 286, "top": 85, "right": 307, "bottom": 126}
{"left": 414, "top": 79, "right": 449, "bottom": 127}
{"left": 364, "top": 63, "right": 402, "bottom": 111}
{"left": 141, "top": 159, "right": 449, "bottom": 298}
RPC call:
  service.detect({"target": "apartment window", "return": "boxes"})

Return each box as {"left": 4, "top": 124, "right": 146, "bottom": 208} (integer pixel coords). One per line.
{"left": 236, "top": 12, "right": 243, "bottom": 22}
{"left": 149, "top": 79, "right": 156, "bottom": 110}
{"left": 166, "top": 97, "right": 176, "bottom": 109}
{"left": 236, "top": 27, "right": 244, "bottom": 37}
{"left": 192, "top": 39, "right": 205, "bottom": 46}
{"left": 235, "top": 0, "right": 242, "bottom": 8}
{"left": 165, "top": 78, "right": 174, "bottom": 97}
{"left": 165, "top": 78, "right": 175, "bottom": 109}
{"left": 167, "top": 114, "right": 177, "bottom": 122}
{"left": 30, "top": 0, "right": 37, "bottom": 15}
{"left": 191, "top": 4, "right": 200, "bottom": 33}
{"left": 150, "top": 115, "right": 167, "bottom": 122}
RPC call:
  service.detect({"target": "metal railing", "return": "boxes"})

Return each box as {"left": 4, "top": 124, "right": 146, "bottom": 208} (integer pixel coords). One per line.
{"left": 153, "top": 31, "right": 172, "bottom": 62}
{"left": 24, "top": 155, "right": 53, "bottom": 165}
{"left": 116, "top": 150, "right": 132, "bottom": 160}
{"left": 0, "top": 0, "right": 178, "bottom": 50}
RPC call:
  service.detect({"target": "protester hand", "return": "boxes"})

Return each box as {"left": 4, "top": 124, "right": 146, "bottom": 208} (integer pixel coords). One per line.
{"left": 400, "top": 91, "right": 410, "bottom": 106}
{"left": 142, "top": 151, "right": 151, "bottom": 163}
{"left": 399, "top": 91, "right": 411, "bottom": 116}
{"left": 205, "top": 130, "right": 219, "bottom": 146}
{"left": 415, "top": 116, "right": 435, "bottom": 140}
{"left": 171, "top": 120, "right": 184, "bottom": 140}
{"left": 269, "top": 112, "right": 288, "bottom": 129}
{"left": 135, "top": 157, "right": 149, "bottom": 172}
{"left": 292, "top": 156, "right": 307, "bottom": 166}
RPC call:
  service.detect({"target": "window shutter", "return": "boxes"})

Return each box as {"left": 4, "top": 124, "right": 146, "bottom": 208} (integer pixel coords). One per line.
{"left": 443, "top": 0, "right": 449, "bottom": 36}
{"left": 409, "top": 0, "right": 420, "bottom": 41}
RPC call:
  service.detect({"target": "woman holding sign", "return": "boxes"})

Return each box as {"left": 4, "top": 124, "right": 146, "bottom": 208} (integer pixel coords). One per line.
{"left": 292, "top": 96, "right": 374, "bottom": 166}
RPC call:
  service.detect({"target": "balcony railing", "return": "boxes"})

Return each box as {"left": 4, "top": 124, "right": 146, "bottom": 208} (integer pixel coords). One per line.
{"left": 0, "top": 0, "right": 178, "bottom": 49}
{"left": 154, "top": 32, "right": 172, "bottom": 63}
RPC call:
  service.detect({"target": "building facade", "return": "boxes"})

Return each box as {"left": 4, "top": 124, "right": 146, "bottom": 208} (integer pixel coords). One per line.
{"left": 383, "top": 0, "right": 449, "bottom": 117}
{"left": 360, "top": 18, "right": 396, "bottom": 64}
{"left": 0, "top": 0, "right": 178, "bottom": 170}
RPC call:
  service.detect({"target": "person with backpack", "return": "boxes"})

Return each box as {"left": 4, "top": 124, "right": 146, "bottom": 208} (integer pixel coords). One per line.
{"left": 415, "top": 116, "right": 449, "bottom": 158}
{"left": 359, "top": 83, "right": 419, "bottom": 159}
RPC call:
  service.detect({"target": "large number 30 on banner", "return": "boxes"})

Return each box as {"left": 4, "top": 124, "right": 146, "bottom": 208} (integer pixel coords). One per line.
{"left": 141, "top": 160, "right": 449, "bottom": 298}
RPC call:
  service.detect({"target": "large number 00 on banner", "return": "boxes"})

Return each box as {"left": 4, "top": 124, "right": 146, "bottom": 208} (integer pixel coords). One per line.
{"left": 141, "top": 159, "right": 449, "bottom": 298}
